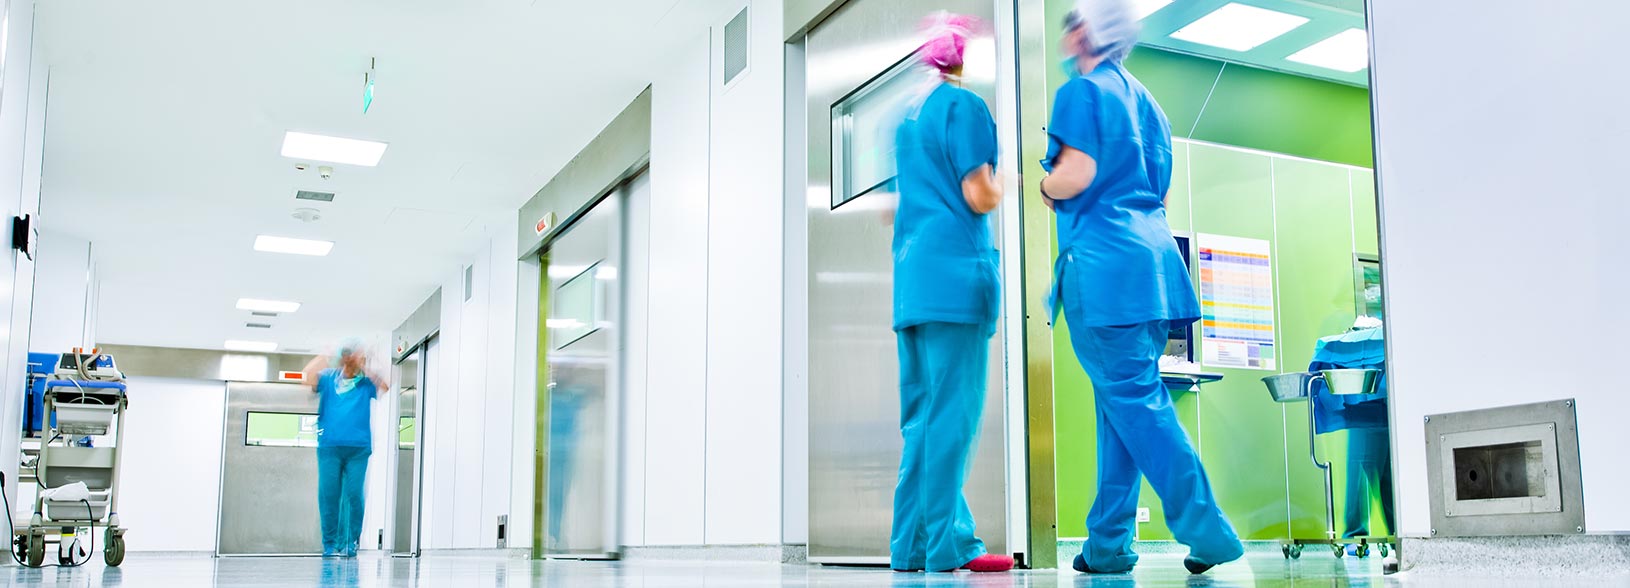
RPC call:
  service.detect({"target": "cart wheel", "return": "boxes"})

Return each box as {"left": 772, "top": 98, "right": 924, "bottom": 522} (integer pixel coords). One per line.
{"left": 1378, "top": 543, "right": 1390, "bottom": 558}
{"left": 11, "top": 535, "right": 26, "bottom": 562}
{"left": 1281, "top": 545, "right": 1292, "bottom": 559}
{"left": 1357, "top": 544, "right": 1371, "bottom": 558}
{"left": 1333, "top": 544, "right": 1346, "bottom": 558}
{"left": 1289, "top": 544, "right": 1303, "bottom": 559}
{"left": 25, "top": 535, "right": 44, "bottom": 567}
{"left": 104, "top": 534, "right": 125, "bottom": 567}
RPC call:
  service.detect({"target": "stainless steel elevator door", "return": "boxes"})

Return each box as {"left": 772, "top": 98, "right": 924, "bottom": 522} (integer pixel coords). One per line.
{"left": 391, "top": 348, "right": 424, "bottom": 555}
{"left": 542, "top": 179, "right": 627, "bottom": 559}
{"left": 217, "top": 381, "right": 323, "bottom": 555}
{"left": 804, "top": 0, "right": 1007, "bottom": 563}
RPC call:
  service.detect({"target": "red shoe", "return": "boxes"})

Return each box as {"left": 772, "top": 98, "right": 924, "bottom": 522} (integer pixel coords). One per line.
{"left": 962, "top": 554, "right": 1015, "bottom": 572}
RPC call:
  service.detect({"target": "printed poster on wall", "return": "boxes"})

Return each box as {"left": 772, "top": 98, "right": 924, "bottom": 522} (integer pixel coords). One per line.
{"left": 1197, "top": 233, "right": 1276, "bottom": 370}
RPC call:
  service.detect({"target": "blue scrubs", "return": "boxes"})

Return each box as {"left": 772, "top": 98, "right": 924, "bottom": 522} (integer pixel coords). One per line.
{"left": 316, "top": 368, "right": 375, "bottom": 556}
{"left": 1307, "top": 328, "right": 1394, "bottom": 537}
{"left": 1045, "top": 61, "right": 1241, "bottom": 572}
{"left": 889, "top": 82, "right": 1000, "bottom": 573}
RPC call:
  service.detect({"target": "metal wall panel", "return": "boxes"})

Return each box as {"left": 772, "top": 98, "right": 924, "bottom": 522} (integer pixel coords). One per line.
{"left": 803, "top": 0, "right": 1007, "bottom": 563}
{"left": 217, "top": 382, "right": 322, "bottom": 555}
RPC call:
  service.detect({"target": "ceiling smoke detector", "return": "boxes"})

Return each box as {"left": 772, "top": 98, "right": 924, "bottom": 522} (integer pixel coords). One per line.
{"left": 292, "top": 208, "right": 322, "bottom": 223}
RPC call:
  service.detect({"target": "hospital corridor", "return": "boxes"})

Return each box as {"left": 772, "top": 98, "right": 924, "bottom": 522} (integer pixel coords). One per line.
{"left": 0, "top": 0, "right": 1622, "bottom": 586}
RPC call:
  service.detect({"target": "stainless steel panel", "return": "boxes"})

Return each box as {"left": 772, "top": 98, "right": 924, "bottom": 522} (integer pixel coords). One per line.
{"left": 518, "top": 89, "right": 650, "bottom": 259}
{"left": 542, "top": 177, "right": 628, "bottom": 559}
{"left": 217, "top": 381, "right": 323, "bottom": 555}
{"left": 391, "top": 349, "right": 423, "bottom": 555}
{"left": 392, "top": 291, "right": 441, "bottom": 363}
{"left": 99, "top": 344, "right": 315, "bottom": 382}
{"left": 1425, "top": 399, "right": 1585, "bottom": 537}
{"left": 804, "top": 0, "right": 1007, "bottom": 562}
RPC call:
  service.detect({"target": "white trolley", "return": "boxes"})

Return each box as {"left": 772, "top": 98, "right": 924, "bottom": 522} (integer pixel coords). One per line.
{"left": 11, "top": 352, "right": 129, "bottom": 567}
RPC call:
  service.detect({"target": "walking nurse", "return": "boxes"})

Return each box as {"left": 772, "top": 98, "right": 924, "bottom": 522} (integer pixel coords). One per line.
{"left": 1040, "top": 0, "right": 1244, "bottom": 576}
{"left": 887, "top": 11, "right": 1011, "bottom": 574}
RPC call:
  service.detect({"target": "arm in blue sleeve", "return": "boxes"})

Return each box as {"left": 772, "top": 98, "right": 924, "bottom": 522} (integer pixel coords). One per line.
{"left": 947, "top": 92, "right": 999, "bottom": 180}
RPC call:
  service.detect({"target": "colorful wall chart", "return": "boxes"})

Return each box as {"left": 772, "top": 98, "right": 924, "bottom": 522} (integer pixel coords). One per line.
{"left": 1198, "top": 233, "right": 1276, "bottom": 370}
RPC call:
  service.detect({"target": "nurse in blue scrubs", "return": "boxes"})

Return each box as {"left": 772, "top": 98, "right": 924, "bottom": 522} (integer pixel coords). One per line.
{"left": 888, "top": 12, "right": 1012, "bottom": 574}
{"left": 302, "top": 339, "right": 386, "bottom": 558}
{"left": 1041, "top": 0, "right": 1243, "bottom": 575}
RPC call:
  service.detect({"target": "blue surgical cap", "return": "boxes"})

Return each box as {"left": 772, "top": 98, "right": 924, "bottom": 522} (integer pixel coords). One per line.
{"left": 1071, "top": 0, "right": 1141, "bottom": 62}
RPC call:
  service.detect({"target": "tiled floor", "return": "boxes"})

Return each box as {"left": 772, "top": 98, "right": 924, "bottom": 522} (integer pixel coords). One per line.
{"left": 0, "top": 552, "right": 1624, "bottom": 587}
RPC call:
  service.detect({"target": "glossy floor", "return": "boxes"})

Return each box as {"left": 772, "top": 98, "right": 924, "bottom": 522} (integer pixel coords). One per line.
{"left": 0, "top": 552, "right": 1623, "bottom": 587}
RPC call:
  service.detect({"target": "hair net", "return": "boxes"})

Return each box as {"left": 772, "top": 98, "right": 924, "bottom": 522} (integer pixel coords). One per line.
{"left": 335, "top": 337, "right": 367, "bottom": 364}
{"left": 1068, "top": 0, "right": 1141, "bottom": 62}
{"left": 918, "top": 11, "right": 980, "bottom": 73}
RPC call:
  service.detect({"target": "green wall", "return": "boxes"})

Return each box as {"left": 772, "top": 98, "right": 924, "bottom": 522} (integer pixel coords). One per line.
{"left": 1042, "top": 6, "right": 1384, "bottom": 542}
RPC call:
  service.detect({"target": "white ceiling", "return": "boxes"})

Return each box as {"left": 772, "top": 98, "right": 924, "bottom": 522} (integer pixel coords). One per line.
{"left": 35, "top": 0, "right": 729, "bottom": 353}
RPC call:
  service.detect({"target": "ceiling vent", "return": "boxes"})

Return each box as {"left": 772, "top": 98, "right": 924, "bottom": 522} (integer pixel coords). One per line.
{"left": 246, "top": 323, "right": 272, "bottom": 329}
{"left": 295, "top": 190, "right": 336, "bottom": 202}
{"left": 250, "top": 311, "right": 279, "bottom": 317}
{"left": 722, "top": 7, "right": 749, "bottom": 86}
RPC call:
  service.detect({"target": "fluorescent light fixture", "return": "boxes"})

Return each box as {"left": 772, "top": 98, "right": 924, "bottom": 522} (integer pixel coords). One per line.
{"left": 546, "top": 319, "right": 585, "bottom": 329}
{"left": 1287, "top": 28, "right": 1369, "bottom": 73}
{"left": 224, "top": 340, "right": 278, "bottom": 353}
{"left": 1169, "top": 3, "right": 1309, "bottom": 52}
{"left": 237, "top": 298, "right": 301, "bottom": 313}
{"left": 254, "top": 235, "right": 334, "bottom": 256}
{"left": 280, "top": 131, "right": 388, "bottom": 167}
{"left": 1133, "top": 0, "right": 1173, "bottom": 20}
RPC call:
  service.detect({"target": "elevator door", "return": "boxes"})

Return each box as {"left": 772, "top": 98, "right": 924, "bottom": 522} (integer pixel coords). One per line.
{"left": 217, "top": 381, "right": 323, "bottom": 555}
{"left": 391, "top": 344, "right": 428, "bottom": 556}
{"left": 540, "top": 177, "right": 629, "bottom": 559}
{"left": 803, "top": 0, "right": 1009, "bottom": 564}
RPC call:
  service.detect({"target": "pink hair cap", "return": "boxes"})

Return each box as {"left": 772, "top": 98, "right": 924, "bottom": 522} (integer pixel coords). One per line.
{"left": 918, "top": 11, "right": 982, "bottom": 72}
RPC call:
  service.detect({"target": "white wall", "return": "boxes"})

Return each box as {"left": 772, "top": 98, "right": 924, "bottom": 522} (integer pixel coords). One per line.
{"left": 417, "top": 215, "right": 521, "bottom": 550}
{"left": 28, "top": 229, "right": 97, "bottom": 353}
{"left": 116, "top": 377, "right": 225, "bottom": 551}
{"left": 1371, "top": 0, "right": 1630, "bottom": 534}
{"left": 0, "top": 0, "right": 49, "bottom": 512}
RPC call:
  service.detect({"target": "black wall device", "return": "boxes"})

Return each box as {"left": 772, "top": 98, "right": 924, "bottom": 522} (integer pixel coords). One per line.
{"left": 11, "top": 214, "right": 37, "bottom": 261}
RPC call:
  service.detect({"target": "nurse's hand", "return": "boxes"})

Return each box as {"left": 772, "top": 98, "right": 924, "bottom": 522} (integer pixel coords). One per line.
{"left": 1042, "top": 194, "right": 1057, "bottom": 211}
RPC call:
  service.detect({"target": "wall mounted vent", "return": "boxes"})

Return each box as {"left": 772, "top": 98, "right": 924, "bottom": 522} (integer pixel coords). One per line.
{"left": 1425, "top": 399, "right": 1585, "bottom": 536}
{"left": 250, "top": 311, "right": 278, "bottom": 317}
{"left": 246, "top": 323, "right": 272, "bottom": 329}
{"left": 295, "top": 190, "right": 336, "bottom": 202}
{"left": 463, "top": 265, "right": 475, "bottom": 302}
{"left": 723, "top": 7, "right": 749, "bottom": 86}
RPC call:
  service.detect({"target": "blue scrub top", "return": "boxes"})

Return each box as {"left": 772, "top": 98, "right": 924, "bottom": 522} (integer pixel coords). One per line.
{"left": 1043, "top": 61, "right": 1199, "bottom": 328}
{"left": 891, "top": 82, "right": 1001, "bottom": 334}
{"left": 1309, "top": 328, "right": 1389, "bottom": 433}
{"left": 316, "top": 368, "right": 376, "bottom": 448}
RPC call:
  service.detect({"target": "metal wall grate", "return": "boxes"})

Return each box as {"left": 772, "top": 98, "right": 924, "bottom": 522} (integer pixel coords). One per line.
{"left": 295, "top": 190, "right": 335, "bottom": 202}
{"left": 463, "top": 265, "right": 474, "bottom": 302}
{"left": 722, "top": 7, "right": 749, "bottom": 86}
{"left": 246, "top": 323, "right": 272, "bottom": 329}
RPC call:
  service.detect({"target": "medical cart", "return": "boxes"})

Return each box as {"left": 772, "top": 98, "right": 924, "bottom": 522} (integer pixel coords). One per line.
{"left": 10, "top": 351, "right": 130, "bottom": 567}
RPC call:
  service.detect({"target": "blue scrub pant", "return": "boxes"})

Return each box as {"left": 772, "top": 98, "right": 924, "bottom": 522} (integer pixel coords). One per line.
{"left": 1342, "top": 427, "right": 1395, "bottom": 538}
{"left": 1066, "top": 319, "right": 1243, "bottom": 572}
{"left": 317, "top": 445, "right": 371, "bottom": 554}
{"left": 890, "top": 322, "right": 989, "bottom": 572}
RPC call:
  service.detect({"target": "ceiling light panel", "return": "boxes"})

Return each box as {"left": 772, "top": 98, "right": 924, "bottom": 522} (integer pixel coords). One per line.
{"left": 225, "top": 340, "right": 278, "bottom": 352}
{"left": 254, "top": 235, "right": 334, "bottom": 256}
{"left": 1169, "top": 3, "right": 1310, "bottom": 52}
{"left": 1133, "top": 0, "right": 1173, "bottom": 20}
{"left": 236, "top": 298, "right": 301, "bottom": 313}
{"left": 280, "top": 131, "right": 388, "bottom": 167}
{"left": 1287, "top": 28, "right": 1369, "bottom": 73}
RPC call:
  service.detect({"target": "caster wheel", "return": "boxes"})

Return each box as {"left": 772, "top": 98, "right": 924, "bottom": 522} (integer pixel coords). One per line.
{"left": 104, "top": 534, "right": 125, "bottom": 567}
{"left": 26, "top": 535, "right": 44, "bottom": 567}
{"left": 1379, "top": 543, "right": 1390, "bottom": 558}
{"left": 1357, "top": 544, "right": 1371, "bottom": 559}
{"left": 1333, "top": 544, "right": 1345, "bottom": 558}
{"left": 1281, "top": 545, "right": 1292, "bottom": 559}
{"left": 11, "top": 535, "right": 26, "bottom": 563}
{"left": 1289, "top": 545, "right": 1303, "bottom": 560}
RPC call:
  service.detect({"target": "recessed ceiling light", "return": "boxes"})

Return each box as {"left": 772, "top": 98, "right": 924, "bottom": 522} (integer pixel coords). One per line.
{"left": 1286, "top": 28, "right": 1369, "bottom": 73}
{"left": 237, "top": 298, "right": 301, "bottom": 313}
{"left": 254, "top": 235, "right": 334, "bottom": 256}
{"left": 280, "top": 131, "right": 388, "bottom": 167}
{"left": 1133, "top": 0, "right": 1173, "bottom": 20}
{"left": 1169, "top": 3, "right": 1310, "bottom": 52}
{"left": 225, "top": 340, "right": 278, "bottom": 352}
